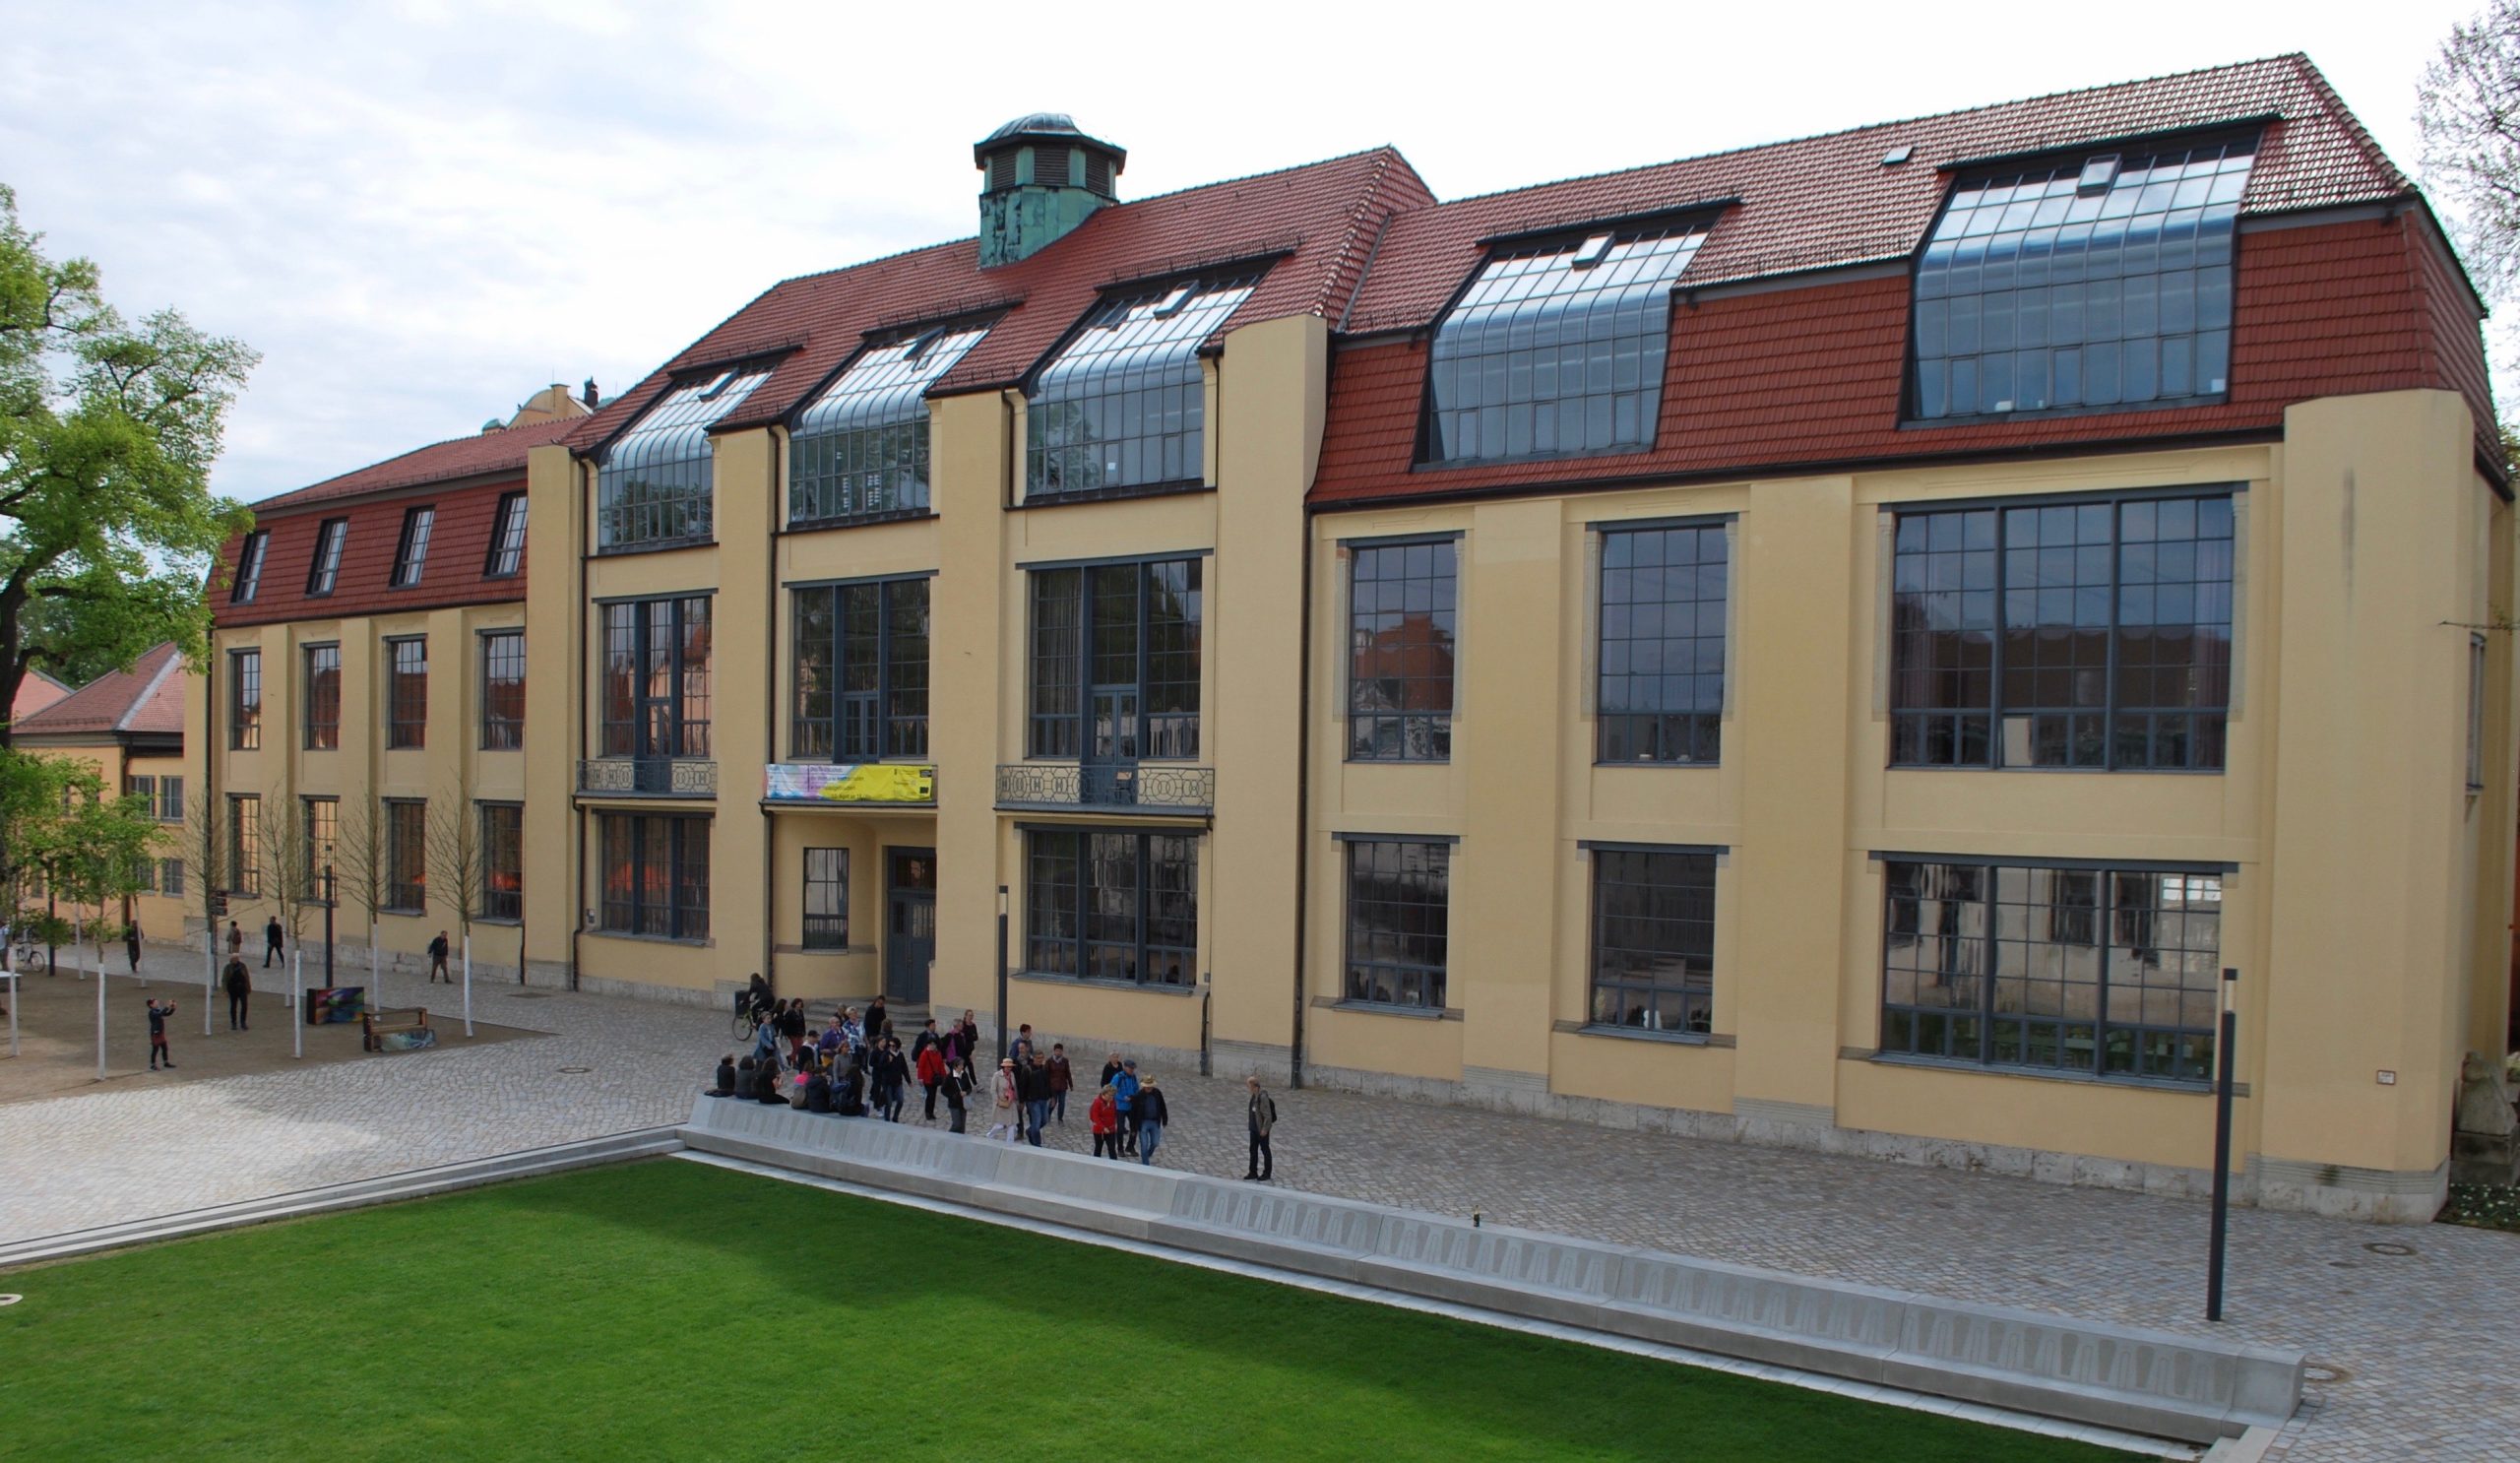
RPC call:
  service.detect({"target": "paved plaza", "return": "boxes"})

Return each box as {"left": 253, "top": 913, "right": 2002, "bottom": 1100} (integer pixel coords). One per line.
{"left": 2, "top": 958, "right": 2512, "bottom": 1461}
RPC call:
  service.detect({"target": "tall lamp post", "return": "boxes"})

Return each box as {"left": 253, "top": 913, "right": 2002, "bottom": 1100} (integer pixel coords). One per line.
{"left": 2206, "top": 965, "right": 2239, "bottom": 1322}
{"left": 994, "top": 885, "right": 1009, "bottom": 1058}
{"left": 322, "top": 863, "right": 336, "bottom": 986}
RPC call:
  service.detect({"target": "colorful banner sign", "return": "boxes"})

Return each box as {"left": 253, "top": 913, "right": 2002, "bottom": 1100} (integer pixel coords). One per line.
{"left": 305, "top": 986, "right": 366, "bottom": 1024}
{"left": 765, "top": 762, "right": 936, "bottom": 805}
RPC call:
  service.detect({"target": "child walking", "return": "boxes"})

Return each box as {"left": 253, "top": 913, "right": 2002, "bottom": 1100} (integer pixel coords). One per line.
{"left": 145, "top": 997, "right": 177, "bottom": 1070}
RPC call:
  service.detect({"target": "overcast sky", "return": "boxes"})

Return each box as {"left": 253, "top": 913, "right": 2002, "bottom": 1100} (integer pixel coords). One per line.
{"left": 0, "top": 0, "right": 2496, "bottom": 504}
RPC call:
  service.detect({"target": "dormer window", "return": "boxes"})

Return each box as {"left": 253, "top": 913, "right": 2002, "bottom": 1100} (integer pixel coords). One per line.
{"left": 789, "top": 322, "right": 991, "bottom": 525}
{"left": 1911, "top": 133, "right": 2255, "bottom": 421}
{"left": 389, "top": 505, "right": 435, "bottom": 588}
{"left": 306, "top": 518, "right": 347, "bottom": 597}
{"left": 595, "top": 365, "right": 771, "bottom": 550}
{"left": 230, "top": 531, "right": 268, "bottom": 604}
{"left": 1422, "top": 218, "right": 1713, "bottom": 466}
{"left": 1026, "top": 272, "right": 1261, "bottom": 497}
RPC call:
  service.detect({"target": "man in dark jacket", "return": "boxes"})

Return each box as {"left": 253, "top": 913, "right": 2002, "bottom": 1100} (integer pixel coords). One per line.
{"left": 1046, "top": 1044, "right": 1074, "bottom": 1124}
{"left": 941, "top": 1059, "right": 968, "bottom": 1133}
{"left": 1015, "top": 1054, "right": 1049, "bottom": 1146}
{"left": 263, "top": 916, "right": 284, "bottom": 969}
{"left": 222, "top": 956, "right": 252, "bottom": 1031}
{"left": 1243, "top": 1076, "right": 1277, "bottom": 1181}
{"left": 804, "top": 1066, "right": 834, "bottom": 1113}
{"left": 1134, "top": 1075, "right": 1170, "bottom": 1166}
{"left": 426, "top": 930, "right": 451, "bottom": 984}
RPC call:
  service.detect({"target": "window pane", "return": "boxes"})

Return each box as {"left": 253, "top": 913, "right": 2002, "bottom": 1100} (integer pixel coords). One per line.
{"left": 1597, "top": 524, "right": 1727, "bottom": 764}
{"left": 1027, "top": 276, "right": 1259, "bottom": 495}
{"left": 596, "top": 369, "right": 770, "bottom": 548}
{"left": 1349, "top": 541, "right": 1457, "bottom": 762}
{"left": 802, "top": 846, "right": 849, "bottom": 949}
{"left": 388, "top": 639, "right": 428, "bottom": 749}
{"left": 1589, "top": 849, "right": 1715, "bottom": 1032}
{"left": 481, "top": 804, "right": 523, "bottom": 921}
{"left": 1344, "top": 840, "right": 1451, "bottom": 1008}
{"left": 790, "top": 327, "right": 987, "bottom": 523}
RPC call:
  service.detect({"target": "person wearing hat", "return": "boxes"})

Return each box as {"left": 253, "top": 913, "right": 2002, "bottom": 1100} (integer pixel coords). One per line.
{"left": 1134, "top": 1072, "right": 1170, "bottom": 1166}
{"left": 986, "top": 1056, "right": 1020, "bottom": 1142}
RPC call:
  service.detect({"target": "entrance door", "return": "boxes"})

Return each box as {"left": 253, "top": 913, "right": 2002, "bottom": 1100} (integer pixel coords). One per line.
{"left": 885, "top": 848, "right": 936, "bottom": 1002}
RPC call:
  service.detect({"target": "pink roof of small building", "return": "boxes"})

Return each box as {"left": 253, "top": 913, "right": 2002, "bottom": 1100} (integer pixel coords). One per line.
{"left": 10, "top": 643, "right": 187, "bottom": 742}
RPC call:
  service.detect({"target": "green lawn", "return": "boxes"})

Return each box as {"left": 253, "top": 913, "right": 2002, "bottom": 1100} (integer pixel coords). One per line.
{"left": 0, "top": 1160, "right": 2133, "bottom": 1461}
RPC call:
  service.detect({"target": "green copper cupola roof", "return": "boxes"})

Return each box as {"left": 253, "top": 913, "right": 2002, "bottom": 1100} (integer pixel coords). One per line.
{"left": 976, "top": 112, "right": 1126, "bottom": 268}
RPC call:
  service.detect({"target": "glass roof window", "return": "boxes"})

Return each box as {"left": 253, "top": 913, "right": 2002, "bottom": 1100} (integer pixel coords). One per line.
{"left": 1423, "top": 221, "right": 1711, "bottom": 466}
{"left": 1912, "top": 135, "right": 2255, "bottom": 420}
{"left": 788, "top": 324, "right": 989, "bottom": 526}
{"left": 1026, "top": 273, "right": 1260, "bottom": 497}
{"left": 596, "top": 365, "right": 770, "bottom": 550}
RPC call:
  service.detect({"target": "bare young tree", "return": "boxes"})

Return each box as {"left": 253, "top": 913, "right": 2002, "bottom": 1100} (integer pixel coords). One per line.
{"left": 258, "top": 794, "right": 311, "bottom": 1002}
{"left": 334, "top": 797, "right": 386, "bottom": 986}
{"left": 426, "top": 795, "right": 482, "bottom": 1036}
{"left": 2421, "top": 1, "right": 2520, "bottom": 299}
{"left": 182, "top": 790, "right": 225, "bottom": 1033}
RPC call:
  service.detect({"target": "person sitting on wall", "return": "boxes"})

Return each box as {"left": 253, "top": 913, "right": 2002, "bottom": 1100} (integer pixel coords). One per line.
{"left": 837, "top": 1058, "right": 868, "bottom": 1117}
{"left": 804, "top": 1063, "right": 833, "bottom": 1114}
{"left": 753, "top": 1055, "right": 788, "bottom": 1106}
{"left": 708, "top": 1054, "right": 737, "bottom": 1097}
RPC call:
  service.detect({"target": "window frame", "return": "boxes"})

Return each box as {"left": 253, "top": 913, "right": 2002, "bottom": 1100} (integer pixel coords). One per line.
{"left": 479, "top": 628, "right": 526, "bottom": 751}
{"left": 480, "top": 801, "right": 523, "bottom": 922}
{"left": 301, "top": 795, "right": 338, "bottom": 904}
{"left": 1024, "top": 272, "right": 1262, "bottom": 499}
{"left": 1025, "top": 556, "right": 1204, "bottom": 762}
{"left": 597, "top": 812, "right": 711, "bottom": 942}
{"left": 389, "top": 504, "right": 436, "bottom": 588}
{"left": 230, "top": 531, "right": 269, "bottom": 604}
{"left": 1586, "top": 845, "right": 1718, "bottom": 1035}
{"left": 788, "top": 321, "right": 991, "bottom": 527}
{"left": 225, "top": 793, "right": 260, "bottom": 896}
{"left": 594, "top": 366, "right": 771, "bottom": 552}
{"left": 1595, "top": 517, "right": 1730, "bottom": 766}
{"left": 385, "top": 635, "right": 428, "bottom": 750}
{"left": 789, "top": 576, "right": 930, "bottom": 762}
{"left": 306, "top": 518, "right": 348, "bottom": 597}
{"left": 1341, "top": 836, "right": 1453, "bottom": 1011}
{"left": 483, "top": 491, "right": 529, "bottom": 579}
{"left": 228, "top": 648, "right": 261, "bottom": 751}
{"left": 383, "top": 797, "right": 427, "bottom": 914}
{"left": 598, "top": 595, "right": 713, "bottom": 762}
{"left": 1021, "top": 827, "right": 1198, "bottom": 986}
{"left": 1345, "top": 535, "right": 1459, "bottom": 764}
{"left": 801, "top": 846, "right": 849, "bottom": 950}
{"left": 302, "top": 642, "right": 341, "bottom": 751}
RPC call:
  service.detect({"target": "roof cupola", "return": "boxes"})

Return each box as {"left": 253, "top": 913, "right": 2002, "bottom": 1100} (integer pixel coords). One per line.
{"left": 975, "top": 112, "right": 1125, "bottom": 268}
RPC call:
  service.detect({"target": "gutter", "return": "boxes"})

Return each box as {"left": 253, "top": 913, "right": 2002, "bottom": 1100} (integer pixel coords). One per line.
{"left": 1291, "top": 505, "right": 1313, "bottom": 1090}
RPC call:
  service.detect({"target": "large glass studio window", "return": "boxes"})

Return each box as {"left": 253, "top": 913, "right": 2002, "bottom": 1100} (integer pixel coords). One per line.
{"left": 596, "top": 366, "right": 771, "bottom": 549}
{"left": 792, "top": 578, "right": 929, "bottom": 760}
{"left": 599, "top": 597, "right": 713, "bottom": 761}
{"left": 1342, "top": 838, "right": 1452, "bottom": 1010}
{"left": 1023, "top": 829, "right": 1197, "bottom": 986}
{"left": 1027, "top": 558, "right": 1202, "bottom": 760}
{"left": 1911, "top": 134, "right": 2255, "bottom": 420}
{"left": 1598, "top": 520, "right": 1728, "bottom": 764}
{"left": 1347, "top": 539, "right": 1457, "bottom": 763}
{"left": 1026, "top": 274, "right": 1260, "bottom": 496}
{"left": 789, "top": 324, "right": 989, "bottom": 524}
{"left": 1423, "top": 220, "right": 1711, "bottom": 464}
{"left": 598, "top": 813, "right": 711, "bottom": 941}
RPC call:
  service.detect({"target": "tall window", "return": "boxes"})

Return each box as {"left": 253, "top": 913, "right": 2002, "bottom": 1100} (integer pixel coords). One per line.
{"left": 1028, "top": 559, "right": 1202, "bottom": 760}
{"left": 230, "top": 531, "right": 268, "bottom": 604}
{"left": 1026, "top": 273, "right": 1259, "bottom": 496}
{"left": 1913, "top": 135, "right": 2254, "bottom": 420}
{"left": 302, "top": 796, "right": 338, "bottom": 902}
{"left": 1591, "top": 848, "right": 1716, "bottom": 1033}
{"left": 802, "top": 847, "right": 849, "bottom": 950}
{"left": 481, "top": 802, "right": 522, "bottom": 922}
{"left": 596, "top": 367, "right": 768, "bottom": 549}
{"left": 600, "top": 597, "right": 712, "bottom": 760}
{"left": 1599, "top": 522, "right": 1727, "bottom": 764}
{"left": 1348, "top": 540, "right": 1456, "bottom": 762}
{"left": 1889, "top": 492, "right": 2235, "bottom": 770}
{"left": 306, "top": 519, "right": 347, "bottom": 596}
{"left": 226, "top": 794, "right": 260, "bottom": 895}
{"left": 387, "top": 637, "right": 428, "bottom": 749}
{"left": 1425, "top": 220, "right": 1711, "bottom": 463}
{"left": 385, "top": 799, "right": 427, "bottom": 912}
{"left": 484, "top": 491, "right": 529, "bottom": 578}
{"left": 598, "top": 813, "right": 711, "bottom": 940}
{"left": 2469, "top": 632, "right": 2489, "bottom": 793}
{"left": 128, "top": 774, "right": 183, "bottom": 823}
{"left": 1023, "top": 830, "right": 1196, "bottom": 986}
{"left": 1343, "top": 839, "right": 1451, "bottom": 1009}
{"left": 1880, "top": 859, "right": 2223, "bottom": 1082}
{"left": 229, "top": 649, "right": 261, "bottom": 750}
{"left": 303, "top": 644, "right": 340, "bottom": 750}
{"left": 390, "top": 505, "right": 436, "bottom": 588}
{"left": 792, "top": 580, "right": 928, "bottom": 760}
{"left": 158, "top": 859, "right": 185, "bottom": 899}
{"left": 480, "top": 630, "right": 526, "bottom": 750}
{"left": 790, "top": 324, "right": 989, "bottom": 523}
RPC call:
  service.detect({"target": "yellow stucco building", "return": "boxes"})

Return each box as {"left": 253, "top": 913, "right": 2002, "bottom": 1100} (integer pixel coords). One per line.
{"left": 11, "top": 642, "right": 192, "bottom": 953}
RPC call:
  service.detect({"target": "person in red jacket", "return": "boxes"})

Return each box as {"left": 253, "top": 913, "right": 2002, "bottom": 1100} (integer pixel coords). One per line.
{"left": 915, "top": 1040, "right": 949, "bottom": 1121}
{"left": 1089, "top": 1084, "right": 1121, "bottom": 1160}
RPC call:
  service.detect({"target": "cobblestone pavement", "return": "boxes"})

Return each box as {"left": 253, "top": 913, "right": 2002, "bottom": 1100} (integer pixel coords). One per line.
{"left": 5, "top": 971, "right": 2513, "bottom": 1461}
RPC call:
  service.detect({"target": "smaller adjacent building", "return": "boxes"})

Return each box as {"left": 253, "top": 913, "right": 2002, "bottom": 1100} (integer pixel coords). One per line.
{"left": 10, "top": 642, "right": 191, "bottom": 942}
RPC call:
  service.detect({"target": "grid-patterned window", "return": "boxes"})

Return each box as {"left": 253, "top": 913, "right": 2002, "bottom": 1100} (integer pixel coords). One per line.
{"left": 1913, "top": 135, "right": 2255, "bottom": 420}
{"left": 791, "top": 579, "right": 927, "bottom": 760}
{"left": 303, "top": 644, "right": 340, "bottom": 750}
{"left": 1343, "top": 839, "right": 1451, "bottom": 1009}
{"left": 1027, "top": 559, "right": 1203, "bottom": 760}
{"left": 158, "top": 858, "right": 184, "bottom": 899}
{"left": 129, "top": 774, "right": 154, "bottom": 811}
{"left": 1348, "top": 540, "right": 1456, "bottom": 762}
{"left": 1022, "top": 829, "right": 1196, "bottom": 986}
{"left": 789, "top": 325, "right": 989, "bottom": 524}
{"left": 1590, "top": 848, "right": 1716, "bottom": 1033}
{"left": 387, "top": 637, "right": 428, "bottom": 749}
{"left": 484, "top": 492, "right": 529, "bottom": 578}
{"left": 306, "top": 519, "right": 347, "bottom": 596}
{"left": 1881, "top": 859, "right": 2223, "bottom": 1082}
{"left": 389, "top": 506, "right": 436, "bottom": 588}
{"left": 802, "top": 847, "right": 848, "bottom": 949}
{"left": 229, "top": 649, "right": 261, "bottom": 750}
{"left": 302, "top": 796, "right": 337, "bottom": 903}
{"left": 480, "top": 630, "right": 525, "bottom": 750}
{"left": 230, "top": 532, "right": 268, "bottom": 604}
{"left": 1890, "top": 492, "right": 2234, "bottom": 770}
{"left": 1425, "top": 222, "right": 1711, "bottom": 464}
{"left": 226, "top": 794, "right": 260, "bottom": 896}
{"left": 481, "top": 802, "right": 522, "bottom": 922}
{"left": 1599, "top": 522, "right": 1727, "bottom": 764}
{"left": 600, "top": 598, "right": 712, "bottom": 761}
{"left": 1026, "top": 274, "right": 1259, "bottom": 496}
{"left": 385, "top": 799, "right": 427, "bottom": 913}
{"left": 155, "top": 776, "right": 183, "bottom": 823}
{"left": 598, "top": 813, "right": 711, "bottom": 940}
{"left": 596, "top": 367, "right": 770, "bottom": 549}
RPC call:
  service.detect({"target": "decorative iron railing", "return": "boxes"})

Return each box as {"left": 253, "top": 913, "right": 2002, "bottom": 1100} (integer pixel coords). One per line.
{"left": 578, "top": 758, "right": 719, "bottom": 797}
{"left": 994, "top": 762, "right": 1215, "bottom": 814}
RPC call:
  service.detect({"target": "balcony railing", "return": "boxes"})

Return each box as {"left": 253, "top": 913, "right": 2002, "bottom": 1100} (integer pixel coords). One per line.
{"left": 995, "top": 762, "right": 1215, "bottom": 816}
{"left": 578, "top": 757, "right": 718, "bottom": 798}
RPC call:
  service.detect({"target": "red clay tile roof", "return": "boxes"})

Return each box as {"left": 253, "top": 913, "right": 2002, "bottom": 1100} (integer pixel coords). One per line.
{"left": 1337, "top": 53, "right": 2417, "bottom": 336}
{"left": 10, "top": 668, "right": 70, "bottom": 723}
{"left": 12, "top": 642, "right": 185, "bottom": 740}
{"left": 215, "top": 477, "right": 527, "bottom": 628}
{"left": 562, "top": 147, "right": 1434, "bottom": 455}
{"left": 251, "top": 416, "right": 579, "bottom": 513}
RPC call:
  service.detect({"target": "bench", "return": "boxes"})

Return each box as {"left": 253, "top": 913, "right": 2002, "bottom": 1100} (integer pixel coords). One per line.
{"left": 362, "top": 1006, "right": 431, "bottom": 1052}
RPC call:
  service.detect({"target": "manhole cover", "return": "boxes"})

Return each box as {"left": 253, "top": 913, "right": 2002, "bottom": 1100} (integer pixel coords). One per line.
{"left": 2362, "top": 1241, "right": 2417, "bottom": 1257}
{"left": 557, "top": 1065, "right": 593, "bottom": 1074}
{"left": 0, "top": 1294, "right": 21, "bottom": 1305}
{"left": 2303, "top": 1362, "right": 2352, "bottom": 1384}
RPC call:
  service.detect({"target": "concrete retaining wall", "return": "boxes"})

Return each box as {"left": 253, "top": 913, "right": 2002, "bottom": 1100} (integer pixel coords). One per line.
{"left": 681, "top": 1097, "right": 2300, "bottom": 1442}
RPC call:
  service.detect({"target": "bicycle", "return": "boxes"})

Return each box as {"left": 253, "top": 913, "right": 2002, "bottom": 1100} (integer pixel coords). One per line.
{"left": 731, "top": 996, "right": 766, "bottom": 1043}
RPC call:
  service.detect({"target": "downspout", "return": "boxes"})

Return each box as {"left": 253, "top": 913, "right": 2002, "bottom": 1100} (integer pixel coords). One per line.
{"left": 1291, "top": 508, "right": 1313, "bottom": 1090}
{"left": 118, "top": 742, "right": 133, "bottom": 937}
{"left": 761, "top": 427, "right": 782, "bottom": 999}
{"left": 567, "top": 456, "right": 591, "bottom": 992}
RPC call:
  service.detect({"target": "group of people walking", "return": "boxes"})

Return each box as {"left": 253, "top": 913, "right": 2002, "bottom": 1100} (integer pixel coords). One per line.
{"left": 709, "top": 983, "right": 1282, "bottom": 1179}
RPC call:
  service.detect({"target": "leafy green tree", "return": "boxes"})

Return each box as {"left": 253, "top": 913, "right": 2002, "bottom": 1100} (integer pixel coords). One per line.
{"left": 2, "top": 751, "right": 159, "bottom": 971}
{"left": 0, "top": 182, "right": 257, "bottom": 745}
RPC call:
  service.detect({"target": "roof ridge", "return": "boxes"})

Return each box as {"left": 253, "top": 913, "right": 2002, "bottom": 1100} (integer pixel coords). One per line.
{"left": 1310, "top": 148, "right": 1423, "bottom": 321}
{"left": 2282, "top": 51, "right": 2413, "bottom": 194}
{"left": 115, "top": 645, "right": 183, "bottom": 733}
{"left": 255, "top": 415, "right": 576, "bottom": 510}
{"left": 1399, "top": 52, "right": 2322, "bottom": 216}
